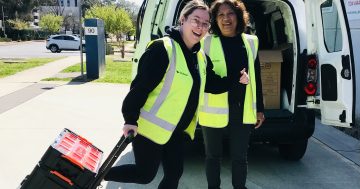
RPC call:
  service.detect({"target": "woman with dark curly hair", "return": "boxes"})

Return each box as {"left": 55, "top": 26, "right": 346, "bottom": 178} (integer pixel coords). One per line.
{"left": 199, "top": 0, "right": 265, "bottom": 189}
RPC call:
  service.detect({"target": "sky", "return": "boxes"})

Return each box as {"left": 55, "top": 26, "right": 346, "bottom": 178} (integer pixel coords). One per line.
{"left": 132, "top": 0, "right": 143, "bottom": 6}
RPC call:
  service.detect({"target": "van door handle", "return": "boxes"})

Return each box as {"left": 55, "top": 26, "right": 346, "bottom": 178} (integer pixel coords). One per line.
{"left": 341, "top": 55, "right": 351, "bottom": 80}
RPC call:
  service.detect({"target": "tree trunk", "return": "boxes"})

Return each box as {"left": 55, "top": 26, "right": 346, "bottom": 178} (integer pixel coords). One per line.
{"left": 121, "top": 40, "right": 125, "bottom": 58}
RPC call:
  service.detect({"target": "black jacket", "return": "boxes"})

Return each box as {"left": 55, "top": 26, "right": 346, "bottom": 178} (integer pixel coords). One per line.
{"left": 122, "top": 28, "right": 228, "bottom": 132}
{"left": 217, "top": 34, "right": 264, "bottom": 116}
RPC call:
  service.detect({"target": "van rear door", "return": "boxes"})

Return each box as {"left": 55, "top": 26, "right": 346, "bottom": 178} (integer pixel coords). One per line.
{"left": 305, "top": 0, "right": 355, "bottom": 127}
{"left": 132, "top": 0, "right": 161, "bottom": 79}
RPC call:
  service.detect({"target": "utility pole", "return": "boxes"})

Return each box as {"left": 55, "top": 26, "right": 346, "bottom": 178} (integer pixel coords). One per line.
{"left": 79, "top": 0, "right": 84, "bottom": 79}
{"left": 2, "top": 6, "right": 6, "bottom": 38}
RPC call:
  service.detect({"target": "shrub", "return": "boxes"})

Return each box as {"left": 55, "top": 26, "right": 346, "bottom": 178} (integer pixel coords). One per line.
{"left": 106, "top": 43, "right": 114, "bottom": 55}
{"left": 0, "top": 37, "right": 12, "bottom": 42}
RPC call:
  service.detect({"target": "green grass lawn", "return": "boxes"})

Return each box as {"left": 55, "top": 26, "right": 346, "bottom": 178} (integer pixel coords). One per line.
{"left": 108, "top": 40, "right": 134, "bottom": 45}
{"left": 44, "top": 56, "right": 133, "bottom": 84}
{"left": 0, "top": 57, "right": 63, "bottom": 78}
{"left": 96, "top": 59, "right": 132, "bottom": 83}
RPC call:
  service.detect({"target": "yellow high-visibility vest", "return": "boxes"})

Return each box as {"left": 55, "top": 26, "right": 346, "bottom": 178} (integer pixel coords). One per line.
{"left": 137, "top": 37, "right": 207, "bottom": 144}
{"left": 199, "top": 33, "right": 258, "bottom": 127}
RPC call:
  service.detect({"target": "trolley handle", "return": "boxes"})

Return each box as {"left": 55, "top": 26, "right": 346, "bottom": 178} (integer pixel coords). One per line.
{"left": 125, "top": 130, "right": 135, "bottom": 142}
{"left": 88, "top": 130, "right": 136, "bottom": 189}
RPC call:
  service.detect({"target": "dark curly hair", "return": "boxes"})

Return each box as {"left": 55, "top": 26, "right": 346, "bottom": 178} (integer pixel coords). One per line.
{"left": 209, "top": 0, "right": 249, "bottom": 36}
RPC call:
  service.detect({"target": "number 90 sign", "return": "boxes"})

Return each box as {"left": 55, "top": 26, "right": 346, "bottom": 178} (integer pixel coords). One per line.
{"left": 85, "top": 27, "right": 98, "bottom": 35}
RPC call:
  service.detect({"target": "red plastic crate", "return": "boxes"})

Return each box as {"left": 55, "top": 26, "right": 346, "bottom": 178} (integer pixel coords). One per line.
{"left": 51, "top": 129, "right": 103, "bottom": 173}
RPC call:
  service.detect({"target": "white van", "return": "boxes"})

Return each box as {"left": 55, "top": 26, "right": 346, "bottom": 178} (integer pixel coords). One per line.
{"left": 132, "top": 0, "right": 356, "bottom": 160}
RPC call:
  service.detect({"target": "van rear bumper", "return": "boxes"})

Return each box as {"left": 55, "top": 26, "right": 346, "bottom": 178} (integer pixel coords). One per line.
{"left": 195, "top": 109, "right": 315, "bottom": 143}
{"left": 251, "top": 109, "right": 315, "bottom": 143}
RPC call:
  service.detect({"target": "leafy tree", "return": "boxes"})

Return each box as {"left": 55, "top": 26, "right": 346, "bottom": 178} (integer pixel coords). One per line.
{"left": 85, "top": 5, "right": 113, "bottom": 32}
{"left": 86, "top": 5, "right": 134, "bottom": 57}
{"left": 85, "top": 5, "right": 133, "bottom": 38}
{"left": 81, "top": 0, "right": 102, "bottom": 15}
{"left": 112, "top": 7, "right": 133, "bottom": 39}
{"left": 7, "top": 19, "right": 29, "bottom": 30}
{"left": 0, "top": 0, "right": 38, "bottom": 20}
{"left": 128, "top": 27, "right": 135, "bottom": 36}
{"left": 39, "top": 13, "right": 63, "bottom": 33}
{"left": 116, "top": 0, "right": 139, "bottom": 26}
{"left": 7, "top": 18, "right": 29, "bottom": 40}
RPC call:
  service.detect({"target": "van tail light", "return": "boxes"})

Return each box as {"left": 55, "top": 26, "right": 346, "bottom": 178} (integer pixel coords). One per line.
{"left": 304, "top": 82, "right": 316, "bottom": 95}
{"left": 304, "top": 55, "right": 318, "bottom": 96}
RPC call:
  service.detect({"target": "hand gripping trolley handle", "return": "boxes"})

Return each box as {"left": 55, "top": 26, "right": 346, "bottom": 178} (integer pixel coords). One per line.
{"left": 88, "top": 131, "right": 135, "bottom": 189}
{"left": 19, "top": 129, "right": 135, "bottom": 189}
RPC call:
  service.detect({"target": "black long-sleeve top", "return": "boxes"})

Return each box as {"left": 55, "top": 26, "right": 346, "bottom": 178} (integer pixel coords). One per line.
{"left": 219, "top": 34, "right": 264, "bottom": 115}
{"left": 122, "top": 28, "right": 228, "bottom": 132}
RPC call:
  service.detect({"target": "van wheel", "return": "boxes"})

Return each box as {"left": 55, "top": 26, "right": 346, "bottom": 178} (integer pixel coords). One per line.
{"left": 278, "top": 139, "right": 308, "bottom": 160}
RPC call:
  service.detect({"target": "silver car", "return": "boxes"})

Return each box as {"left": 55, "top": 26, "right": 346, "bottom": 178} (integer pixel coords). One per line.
{"left": 46, "top": 34, "right": 85, "bottom": 53}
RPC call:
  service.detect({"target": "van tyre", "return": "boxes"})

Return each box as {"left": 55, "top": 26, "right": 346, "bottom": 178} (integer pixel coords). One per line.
{"left": 278, "top": 139, "right": 308, "bottom": 160}
{"left": 49, "top": 45, "right": 59, "bottom": 53}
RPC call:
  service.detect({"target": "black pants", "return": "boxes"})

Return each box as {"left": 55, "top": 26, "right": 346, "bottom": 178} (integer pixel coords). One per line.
{"left": 202, "top": 109, "right": 252, "bottom": 189}
{"left": 104, "top": 131, "right": 185, "bottom": 189}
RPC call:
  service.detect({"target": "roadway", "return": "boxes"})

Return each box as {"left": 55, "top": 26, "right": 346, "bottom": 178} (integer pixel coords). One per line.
{"left": 0, "top": 41, "right": 80, "bottom": 58}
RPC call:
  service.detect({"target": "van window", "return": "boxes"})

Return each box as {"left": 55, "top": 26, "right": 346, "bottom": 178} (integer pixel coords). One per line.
{"left": 151, "top": 1, "right": 166, "bottom": 39}
{"left": 173, "top": 0, "right": 190, "bottom": 26}
{"left": 135, "top": 0, "right": 148, "bottom": 42}
{"left": 321, "top": 0, "right": 343, "bottom": 53}
{"left": 270, "top": 10, "right": 287, "bottom": 47}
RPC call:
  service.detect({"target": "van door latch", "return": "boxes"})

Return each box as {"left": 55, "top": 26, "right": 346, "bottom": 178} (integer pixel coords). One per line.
{"left": 307, "top": 99, "right": 320, "bottom": 104}
{"left": 341, "top": 55, "right": 351, "bottom": 80}
{"left": 339, "top": 110, "right": 346, "bottom": 123}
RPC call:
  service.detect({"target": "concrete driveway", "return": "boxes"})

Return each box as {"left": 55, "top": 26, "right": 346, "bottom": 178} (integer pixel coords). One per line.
{"left": 0, "top": 82, "right": 358, "bottom": 189}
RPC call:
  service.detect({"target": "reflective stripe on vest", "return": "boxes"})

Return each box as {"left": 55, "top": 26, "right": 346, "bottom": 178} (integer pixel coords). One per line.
{"left": 140, "top": 39, "right": 177, "bottom": 132}
{"left": 201, "top": 36, "right": 229, "bottom": 115}
{"left": 242, "top": 33, "right": 258, "bottom": 123}
{"left": 243, "top": 34, "right": 258, "bottom": 110}
{"left": 199, "top": 34, "right": 258, "bottom": 127}
{"left": 202, "top": 93, "right": 229, "bottom": 114}
{"left": 138, "top": 37, "right": 207, "bottom": 144}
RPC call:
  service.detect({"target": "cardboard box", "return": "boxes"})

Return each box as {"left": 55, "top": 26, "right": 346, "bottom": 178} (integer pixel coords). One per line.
{"left": 258, "top": 45, "right": 289, "bottom": 109}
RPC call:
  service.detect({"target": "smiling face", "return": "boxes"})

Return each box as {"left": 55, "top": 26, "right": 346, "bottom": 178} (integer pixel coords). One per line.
{"left": 180, "top": 9, "right": 210, "bottom": 49}
{"left": 216, "top": 4, "right": 238, "bottom": 37}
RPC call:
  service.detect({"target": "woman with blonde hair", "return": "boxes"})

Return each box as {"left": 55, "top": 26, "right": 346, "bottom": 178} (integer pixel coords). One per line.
{"left": 104, "top": 1, "right": 234, "bottom": 188}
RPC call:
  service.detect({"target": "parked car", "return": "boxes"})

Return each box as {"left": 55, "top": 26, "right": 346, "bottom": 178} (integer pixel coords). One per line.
{"left": 46, "top": 34, "right": 85, "bottom": 53}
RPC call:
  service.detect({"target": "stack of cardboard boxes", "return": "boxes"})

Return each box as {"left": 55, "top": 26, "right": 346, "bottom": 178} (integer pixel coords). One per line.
{"left": 258, "top": 44, "right": 291, "bottom": 109}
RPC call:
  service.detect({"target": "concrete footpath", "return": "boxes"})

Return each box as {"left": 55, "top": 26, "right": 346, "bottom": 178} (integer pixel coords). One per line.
{"left": 0, "top": 42, "right": 173, "bottom": 189}
{"left": 0, "top": 55, "right": 131, "bottom": 188}
{"left": 0, "top": 55, "right": 360, "bottom": 189}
